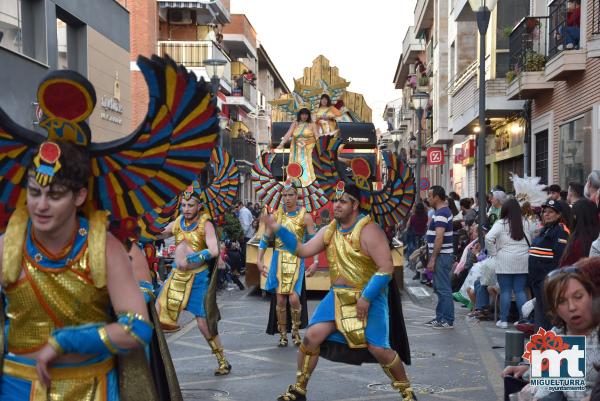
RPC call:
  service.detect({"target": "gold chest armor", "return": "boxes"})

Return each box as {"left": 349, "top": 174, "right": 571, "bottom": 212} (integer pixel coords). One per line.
{"left": 2, "top": 211, "right": 110, "bottom": 354}
{"left": 172, "top": 214, "right": 209, "bottom": 252}
{"left": 324, "top": 215, "right": 378, "bottom": 289}
{"left": 323, "top": 215, "right": 378, "bottom": 348}
{"left": 274, "top": 207, "right": 306, "bottom": 294}
{"left": 158, "top": 213, "right": 210, "bottom": 327}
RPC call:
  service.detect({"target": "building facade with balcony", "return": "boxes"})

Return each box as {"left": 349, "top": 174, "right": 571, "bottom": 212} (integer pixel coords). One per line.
{"left": 448, "top": 0, "right": 529, "bottom": 195}
{"left": 508, "top": 0, "right": 600, "bottom": 189}
{"left": 413, "top": 0, "right": 453, "bottom": 192}
{"left": 221, "top": 13, "right": 260, "bottom": 202}
{"left": 393, "top": 26, "right": 425, "bottom": 195}
{"left": 130, "top": 4, "right": 291, "bottom": 203}
{"left": 130, "top": 0, "right": 232, "bottom": 128}
{"left": 255, "top": 44, "right": 291, "bottom": 152}
{"left": 0, "top": 0, "right": 131, "bottom": 142}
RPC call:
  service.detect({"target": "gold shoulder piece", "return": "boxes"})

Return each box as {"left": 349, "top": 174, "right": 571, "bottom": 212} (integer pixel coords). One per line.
{"left": 323, "top": 220, "right": 337, "bottom": 245}
{"left": 276, "top": 207, "right": 284, "bottom": 224}
{"left": 88, "top": 210, "right": 109, "bottom": 288}
{"left": 197, "top": 213, "right": 210, "bottom": 238}
{"left": 297, "top": 208, "right": 307, "bottom": 221}
{"left": 2, "top": 207, "right": 28, "bottom": 285}
{"left": 172, "top": 215, "right": 182, "bottom": 237}
{"left": 350, "top": 215, "right": 372, "bottom": 252}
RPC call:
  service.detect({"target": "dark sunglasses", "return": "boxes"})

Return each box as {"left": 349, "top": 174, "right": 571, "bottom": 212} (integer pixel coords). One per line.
{"left": 546, "top": 266, "right": 579, "bottom": 280}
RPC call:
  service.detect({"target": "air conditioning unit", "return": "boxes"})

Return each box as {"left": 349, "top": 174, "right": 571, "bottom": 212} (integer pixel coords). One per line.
{"left": 169, "top": 9, "right": 193, "bottom": 25}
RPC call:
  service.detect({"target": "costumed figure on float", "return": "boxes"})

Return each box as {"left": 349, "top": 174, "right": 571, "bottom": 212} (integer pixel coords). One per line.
{"left": 263, "top": 144, "right": 418, "bottom": 401}
{"left": 152, "top": 146, "right": 239, "bottom": 377}
{"left": 0, "top": 55, "right": 219, "bottom": 400}
{"left": 277, "top": 108, "right": 321, "bottom": 189}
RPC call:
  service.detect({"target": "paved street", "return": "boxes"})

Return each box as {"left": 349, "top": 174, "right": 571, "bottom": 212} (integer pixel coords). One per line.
{"left": 165, "top": 272, "right": 512, "bottom": 401}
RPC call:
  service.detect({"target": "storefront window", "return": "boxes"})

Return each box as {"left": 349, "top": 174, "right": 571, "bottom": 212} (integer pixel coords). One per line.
{"left": 0, "top": 0, "right": 22, "bottom": 54}
{"left": 559, "top": 111, "right": 592, "bottom": 189}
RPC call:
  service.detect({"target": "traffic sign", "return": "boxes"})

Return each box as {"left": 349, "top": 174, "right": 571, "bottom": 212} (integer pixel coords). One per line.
{"left": 427, "top": 147, "right": 444, "bottom": 165}
{"left": 420, "top": 177, "right": 430, "bottom": 191}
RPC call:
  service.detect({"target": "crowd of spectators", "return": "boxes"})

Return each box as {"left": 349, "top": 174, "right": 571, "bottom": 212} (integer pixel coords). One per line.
{"left": 402, "top": 171, "right": 600, "bottom": 400}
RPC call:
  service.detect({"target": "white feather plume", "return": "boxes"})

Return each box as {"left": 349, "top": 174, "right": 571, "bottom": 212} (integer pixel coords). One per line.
{"left": 510, "top": 173, "right": 547, "bottom": 207}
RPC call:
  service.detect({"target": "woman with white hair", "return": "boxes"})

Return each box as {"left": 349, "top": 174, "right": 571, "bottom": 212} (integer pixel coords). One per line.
{"left": 585, "top": 170, "right": 600, "bottom": 205}
{"left": 586, "top": 170, "right": 600, "bottom": 257}
{"left": 488, "top": 190, "right": 507, "bottom": 226}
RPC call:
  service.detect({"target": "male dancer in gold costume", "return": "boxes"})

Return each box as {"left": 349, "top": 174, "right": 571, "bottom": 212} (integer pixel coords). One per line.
{"left": 0, "top": 141, "right": 154, "bottom": 400}
{"left": 156, "top": 188, "right": 231, "bottom": 376}
{"left": 263, "top": 182, "right": 416, "bottom": 401}
{"left": 258, "top": 182, "right": 318, "bottom": 347}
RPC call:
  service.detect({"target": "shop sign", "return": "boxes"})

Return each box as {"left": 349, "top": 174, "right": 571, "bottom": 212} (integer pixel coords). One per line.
{"left": 462, "top": 139, "right": 475, "bottom": 166}
{"left": 427, "top": 147, "right": 444, "bottom": 165}
{"left": 454, "top": 148, "right": 464, "bottom": 164}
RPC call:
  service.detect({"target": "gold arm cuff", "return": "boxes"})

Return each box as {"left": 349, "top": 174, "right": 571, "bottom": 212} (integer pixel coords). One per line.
{"left": 47, "top": 337, "right": 65, "bottom": 355}
{"left": 374, "top": 272, "right": 393, "bottom": 277}
{"left": 141, "top": 287, "right": 156, "bottom": 300}
{"left": 98, "top": 327, "right": 118, "bottom": 354}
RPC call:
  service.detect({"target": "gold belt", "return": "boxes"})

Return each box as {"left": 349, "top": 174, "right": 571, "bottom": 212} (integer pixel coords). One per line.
{"left": 4, "top": 356, "right": 114, "bottom": 381}
{"left": 4, "top": 357, "right": 115, "bottom": 401}
{"left": 157, "top": 264, "right": 207, "bottom": 328}
{"left": 333, "top": 287, "right": 367, "bottom": 348}
{"left": 276, "top": 249, "right": 300, "bottom": 295}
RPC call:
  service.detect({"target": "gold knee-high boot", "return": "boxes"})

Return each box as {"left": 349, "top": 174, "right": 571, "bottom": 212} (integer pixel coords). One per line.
{"left": 207, "top": 336, "right": 231, "bottom": 376}
{"left": 290, "top": 307, "right": 302, "bottom": 346}
{"left": 381, "top": 353, "right": 417, "bottom": 401}
{"left": 276, "top": 306, "right": 288, "bottom": 347}
{"left": 277, "top": 344, "right": 319, "bottom": 401}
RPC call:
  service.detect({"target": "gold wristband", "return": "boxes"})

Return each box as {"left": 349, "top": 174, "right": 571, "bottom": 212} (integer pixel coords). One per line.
{"left": 98, "top": 327, "right": 119, "bottom": 354}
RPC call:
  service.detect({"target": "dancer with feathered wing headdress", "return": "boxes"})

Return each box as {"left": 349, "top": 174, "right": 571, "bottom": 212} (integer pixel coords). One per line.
{"left": 135, "top": 146, "right": 239, "bottom": 378}
{"left": 262, "top": 138, "right": 418, "bottom": 401}
{"left": 0, "top": 55, "right": 218, "bottom": 401}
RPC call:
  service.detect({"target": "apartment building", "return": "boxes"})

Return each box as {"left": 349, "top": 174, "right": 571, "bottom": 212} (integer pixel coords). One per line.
{"left": 129, "top": 2, "right": 289, "bottom": 203}
{"left": 0, "top": 0, "right": 131, "bottom": 142}
{"left": 391, "top": 27, "right": 425, "bottom": 178}
{"left": 255, "top": 44, "right": 291, "bottom": 152}
{"left": 507, "top": 0, "right": 600, "bottom": 189}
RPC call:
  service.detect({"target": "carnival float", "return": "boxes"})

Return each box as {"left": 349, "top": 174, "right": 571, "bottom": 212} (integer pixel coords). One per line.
{"left": 246, "top": 55, "right": 416, "bottom": 291}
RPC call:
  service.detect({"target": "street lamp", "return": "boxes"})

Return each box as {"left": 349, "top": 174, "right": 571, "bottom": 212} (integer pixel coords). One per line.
{"left": 468, "top": 0, "right": 498, "bottom": 245}
{"left": 411, "top": 90, "right": 430, "bottom": 203}
{"left": 204, "top": 58, "right": 227, "bottom": 147}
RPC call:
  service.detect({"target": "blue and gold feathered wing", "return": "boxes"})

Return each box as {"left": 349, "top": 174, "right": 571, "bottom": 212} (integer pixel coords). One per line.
{"left": 0, "top": 55, "right": 219, "bottom": 234}
{"left": 138, "top": 147, "right": 239, "bottom": 242}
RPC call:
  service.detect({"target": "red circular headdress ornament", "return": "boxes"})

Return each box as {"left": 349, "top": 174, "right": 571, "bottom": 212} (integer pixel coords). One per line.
{"left": 39, "top": 141, "right": 61, "bottom": 163}
{"left": 350, "top": 158, "right": 371, "bottom": 190}
{"left": 286, "top": 162, "right": 303, "bottom": 179}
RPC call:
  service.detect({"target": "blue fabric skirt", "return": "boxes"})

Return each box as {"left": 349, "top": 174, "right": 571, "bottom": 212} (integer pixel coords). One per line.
{"left": 264, "top": 249, "right": 305, "bottom": 297}
{"left": 184, "top": 268, "right": 209, "bottom": 318}
{"left": 309, "top": 286, "right": 390, "bottom": 348}
{"left": 0, "top": 354, "right": 119, "bottom": 401}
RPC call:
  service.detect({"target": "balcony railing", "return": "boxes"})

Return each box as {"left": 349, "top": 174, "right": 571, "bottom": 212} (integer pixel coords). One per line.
{"left": 230, "top": 137, "right": 257, "bottom": 164}
{"left": 593, "top": 0, "right": 600, "bottom": 35}
{"left": 548, "top": 0, "right": 581, "bottom": 59}
{"left": 426, "top": 39, "right": 434, "bottom": 69}
{"left": 508, "top": 17, "right": 550, "bottom": 77}
{"left": 157, "top": 40, "right": 229, "bottom": 68}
